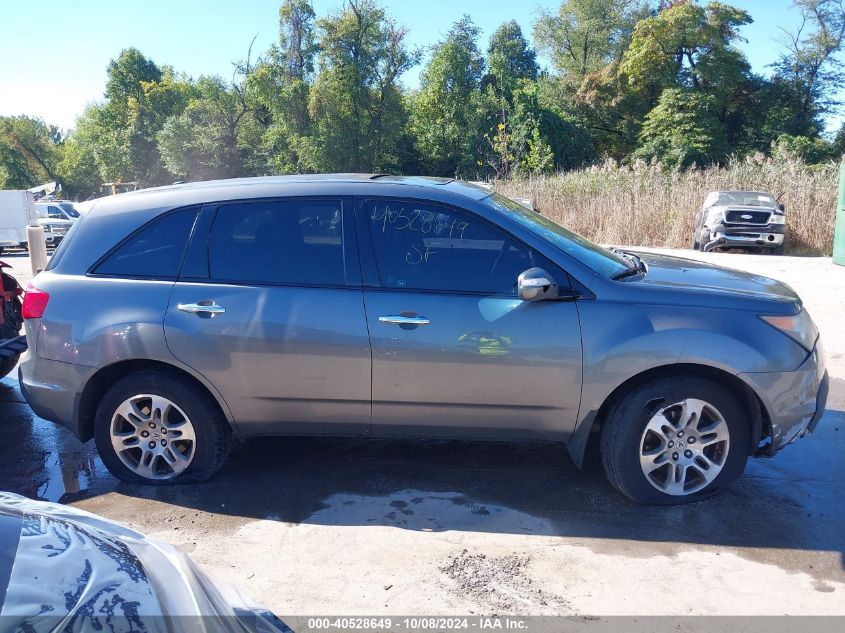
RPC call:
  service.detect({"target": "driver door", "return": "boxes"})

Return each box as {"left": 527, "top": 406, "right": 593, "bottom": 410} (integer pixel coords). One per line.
{"left": 358, "top": 198, "right": 583, "bottom": 440}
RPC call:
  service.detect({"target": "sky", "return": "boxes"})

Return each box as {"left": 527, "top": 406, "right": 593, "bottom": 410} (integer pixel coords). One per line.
{"left": 0, "top": 0, "right": 828, "bottom": 132}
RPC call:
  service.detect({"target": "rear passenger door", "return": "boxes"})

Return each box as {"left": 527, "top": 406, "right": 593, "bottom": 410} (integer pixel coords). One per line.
{"left": 164, "top": 198, "right": 371, "bottom": 436}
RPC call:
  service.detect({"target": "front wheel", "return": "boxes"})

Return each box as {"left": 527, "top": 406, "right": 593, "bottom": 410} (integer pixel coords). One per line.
{"left": 601, "top": 376, "right": 749, "bottom": 504}
{"left": 94, "top": 369, "right": 231, "bottom": 484}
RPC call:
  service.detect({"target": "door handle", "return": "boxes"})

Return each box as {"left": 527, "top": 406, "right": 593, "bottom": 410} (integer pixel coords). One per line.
{"left": 378, "top": 315, "right": 430, "bottom": 326}
{"left": 177, "top": 301, "right": 226, "bottom": 316}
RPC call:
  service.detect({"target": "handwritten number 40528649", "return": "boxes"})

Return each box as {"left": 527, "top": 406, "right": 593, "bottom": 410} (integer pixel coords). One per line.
{"left": 373, "top": 208, "right": 469, "bottom": 239}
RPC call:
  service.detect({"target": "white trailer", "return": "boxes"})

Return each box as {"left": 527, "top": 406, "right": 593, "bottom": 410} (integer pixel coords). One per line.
{"left": 0, "top": 190, "right": 54, "bottom": 253}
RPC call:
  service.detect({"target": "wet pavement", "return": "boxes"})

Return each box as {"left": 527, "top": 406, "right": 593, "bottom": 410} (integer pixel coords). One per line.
{"left": 0, "top": 250, "right": 843, "bottom": 615}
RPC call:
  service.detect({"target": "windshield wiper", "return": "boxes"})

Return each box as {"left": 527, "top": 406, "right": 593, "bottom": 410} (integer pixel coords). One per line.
{"left": 610, "top": 248, "right": 646, "bottom": 280}
{"left": 611, "top": 266, "right": 642, "bottom": 280}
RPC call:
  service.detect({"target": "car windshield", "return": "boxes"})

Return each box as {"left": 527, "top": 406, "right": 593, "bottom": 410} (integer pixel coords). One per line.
{"left": 58, "top": 203, "right": 80, "bottom": 218}
{"left": 714, "top": 192, "right": 775, "bottom": 207}
{"left": 485, "top": 193, "right": 630, "bottom": 279}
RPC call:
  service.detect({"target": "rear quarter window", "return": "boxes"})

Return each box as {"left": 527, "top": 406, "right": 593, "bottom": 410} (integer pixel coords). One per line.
{"left": 44, "top": 215, "right": 84, "bottom": 271}
{"left": 91, "top": 207, "right": 199, "bottom": 279}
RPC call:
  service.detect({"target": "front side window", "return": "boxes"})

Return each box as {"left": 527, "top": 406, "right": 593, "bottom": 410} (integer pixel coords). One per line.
{"left": 207, "top": 199, "right": 348, "bottom": 285}
{"left": 93, "top": 207, "right": 198, "bottom": 278}
{"left": 365, "top": 199, "right": 534, "bottom": 294}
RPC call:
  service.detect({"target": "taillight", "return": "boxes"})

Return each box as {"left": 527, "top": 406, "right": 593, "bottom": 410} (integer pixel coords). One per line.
{"left": 22, "top": 283, "right": 49, "bottom": 319}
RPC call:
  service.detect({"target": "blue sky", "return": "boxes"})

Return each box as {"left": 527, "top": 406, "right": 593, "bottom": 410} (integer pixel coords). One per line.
{"left": 0, "top": 0, "right": 824, "bottom": 131}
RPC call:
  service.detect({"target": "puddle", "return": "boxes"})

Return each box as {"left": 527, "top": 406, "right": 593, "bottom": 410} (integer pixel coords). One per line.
{"left": 0, "top": 375, "right": 110, "bottom": 503}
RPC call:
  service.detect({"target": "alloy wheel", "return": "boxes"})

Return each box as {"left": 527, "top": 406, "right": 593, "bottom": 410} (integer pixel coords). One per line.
{"left": 638, "top": 398, "right": 730, "bottom": 496}
{"left": 109, "top": 394, "right": 196, "bottom": 480}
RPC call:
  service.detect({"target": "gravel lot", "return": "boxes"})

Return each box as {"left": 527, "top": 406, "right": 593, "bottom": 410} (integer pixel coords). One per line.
{"left": 1, "top": 248, "right": 843, "bottom": 617}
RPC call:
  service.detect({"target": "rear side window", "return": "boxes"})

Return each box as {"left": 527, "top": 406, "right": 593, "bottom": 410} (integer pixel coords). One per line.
{"left": 207, "top": 199, "right": 350, "bottom": 286}
{"left": 93, "top": 208, "right": 198, "bottom": 279}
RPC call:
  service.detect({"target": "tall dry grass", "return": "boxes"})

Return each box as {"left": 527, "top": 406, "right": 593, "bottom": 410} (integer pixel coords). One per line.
{"left": 494, "top": 155, "right": 838, "bottom": 255}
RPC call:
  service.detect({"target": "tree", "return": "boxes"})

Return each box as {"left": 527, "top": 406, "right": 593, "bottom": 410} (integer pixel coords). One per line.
{"left": 409, "top": 16, "right": 484, "bottom": 176}
{"left": 0, "top": 116, "right": 63, "bottom": 189}
{"left": 534, "top": 0, "right": 650, "bottom": 86}
{"left": 633, "top": 87, "right": 728, "bottom": 168}
{"left": 250, "top": 0, "right": 319, "bottom": 173}
{"left": 105, "top": 48, "right": 162, "bottom": 104}
{"left": 621, "top": 1, "right": 752, "bottom": 105}
{"left": 307, "top": 0, "right": 417, "bottom": 172}
{"left": 771, "top": 0, "right": 845, "bottom": 136}
{"left": 486, "top": 20, "right": 538, "bottom": 91}
{"left": 158, "top": 74, "right": 265, "bottom": 181}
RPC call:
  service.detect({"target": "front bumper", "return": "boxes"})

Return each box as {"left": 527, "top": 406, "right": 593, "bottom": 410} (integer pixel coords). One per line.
{"left": 740, "top": 338, "right": 828, "bottom": 452}
{"left": 704, "top": 222, "right": 785, "bottom": 251}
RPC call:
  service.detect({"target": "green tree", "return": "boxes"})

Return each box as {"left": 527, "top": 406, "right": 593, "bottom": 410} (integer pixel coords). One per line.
{"left": 250, "top": 0, "right": 319, "bottom": 172}
{"left": 534, "top": 0, "right": 650, "bottom": 86}
{"left": 771, "top": 0, "right": 845, "bottom": 137}
{"left": 486, "top": 20, "right": 538, "bottom": 91}
{"left": 158, "top": 75, "right": 264, "bottom": 181}
{"left": 0, "top": 116, "right": 63, "bottom": 189}
{"left": 409, "top": 16, "right": 484, "bottom": 176}
{"left": 306, "top": 0, "right": 417, "bottom": 172}
{"left": 621, "top": 1, "right": 752, "bottom": 106}
{"left": 633, "top": 87, "right": 728, "bottom": 168}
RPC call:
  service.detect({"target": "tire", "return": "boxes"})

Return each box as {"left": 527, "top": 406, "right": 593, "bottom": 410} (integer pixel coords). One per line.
{"left": 771, "top": 245, "right": 785, "bottom": 256}
{"left": 698, "top": 229, "right": 711, "bottom": 252}
{"left": 0, "top": 296, "right": 22, "bottom": 340}
{"left": 0, "top": 293, "right": 24, "bottom": 379}
{"left": 601, "top": 376, "right": 750, "bottom": 504}
{"left": 94, "top": 368, "right": 232, "bottom": 484}
{"left": 0, "top": 354, "right": 19, "bottom": 379}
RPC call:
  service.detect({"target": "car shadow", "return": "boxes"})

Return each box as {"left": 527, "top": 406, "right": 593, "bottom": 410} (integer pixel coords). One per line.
{"left": 1, "top": 372, "right": 843, "bottom": 572}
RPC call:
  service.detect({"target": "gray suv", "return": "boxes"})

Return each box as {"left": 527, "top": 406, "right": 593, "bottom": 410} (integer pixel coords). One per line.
{"left": 19, "top": 175, "right": 828, "bottom": 504}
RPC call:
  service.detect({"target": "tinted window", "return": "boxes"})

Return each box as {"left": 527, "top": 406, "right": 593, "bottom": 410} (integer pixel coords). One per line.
{"left": 208, "top": 199, "right": 348, "bottom": 285}
{"left": 93, "top": 208, "right": 198, "bottom": 278}
{"left": 365, "top": 200, "right": 533, "bottom": 294}
{"left": 44, "top": 215, "right": 84, "bottom": 271}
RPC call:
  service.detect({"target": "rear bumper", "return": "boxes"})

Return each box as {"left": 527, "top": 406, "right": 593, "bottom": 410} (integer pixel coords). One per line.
{"left": 18, "top": 349, "right": 93, "bottom": 439}
{"left": 740, "top": 338, "right": 828, "bottom": 452}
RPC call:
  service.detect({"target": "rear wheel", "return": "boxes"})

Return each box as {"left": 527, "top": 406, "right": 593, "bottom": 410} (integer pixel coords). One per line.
{"left": 94, "top": 369, "right": 231, "bottom": 484}
{"left": 601, "top": 376, "right": 749, "bottom": 504}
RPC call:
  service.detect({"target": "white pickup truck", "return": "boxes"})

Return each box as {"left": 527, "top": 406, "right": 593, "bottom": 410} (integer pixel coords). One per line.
{"left": 0, "top": 190, "right": 55, "bottom": 253}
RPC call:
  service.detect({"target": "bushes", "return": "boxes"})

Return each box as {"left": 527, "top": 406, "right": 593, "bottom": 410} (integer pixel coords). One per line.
{"left": 494, "top": 155, "right": 837, "bottom": 255}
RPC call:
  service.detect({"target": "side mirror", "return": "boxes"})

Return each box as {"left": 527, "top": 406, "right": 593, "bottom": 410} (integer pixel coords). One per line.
{"left": 778, "top": 203, "right": 785, "bottom": 213}
{"left": 518, "top": 267, "right": 559, "bottom": 302}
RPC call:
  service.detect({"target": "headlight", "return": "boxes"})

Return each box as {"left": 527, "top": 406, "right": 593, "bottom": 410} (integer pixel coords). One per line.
{"left": 759, "top": 308, "right": 818, "bottom": 352}
{"left": 769, "top": 214, "right": 786, "bottom": 225}
{"left": 705, "top": 209, "right": 724, "bottom": 224}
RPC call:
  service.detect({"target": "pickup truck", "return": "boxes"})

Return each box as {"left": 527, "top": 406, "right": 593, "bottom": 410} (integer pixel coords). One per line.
{"left": 693, "top": 191, "right": 786, "bottom": 254}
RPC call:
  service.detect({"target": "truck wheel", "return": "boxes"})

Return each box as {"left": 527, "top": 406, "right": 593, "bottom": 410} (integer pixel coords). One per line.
{"left": 601, "top": 376, "right": 750, "bottom": 504}
{"left": 698, "top": 229, "right": 711, "bottom": 252}
{"left": 94, "top": 368, "right": 232, "bottom": 485}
